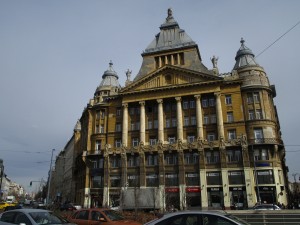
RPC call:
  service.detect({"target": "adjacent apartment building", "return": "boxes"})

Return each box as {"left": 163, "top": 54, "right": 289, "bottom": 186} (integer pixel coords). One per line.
{"left": 72, "top": 9, "right": 288, "bottom": 210}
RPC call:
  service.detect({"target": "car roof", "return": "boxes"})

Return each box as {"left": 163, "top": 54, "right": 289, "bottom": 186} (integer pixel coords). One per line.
{"left": 3, "top": 209, "right": 50, "bottom": 213}
{"left": 158, "top": 210, "right": 228, "bottom": 218}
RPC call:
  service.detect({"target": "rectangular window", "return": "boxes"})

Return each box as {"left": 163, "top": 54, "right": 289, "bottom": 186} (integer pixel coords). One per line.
{"left": 228, "top": 129, "right": 236, "bottom": 140}
{"left": 128, "top": 174, "right": 140, "bottom": 187}
{"left": 110, "top": 175, "right": 121, "bottom": 187}
{"left": 154, "top": 120, "right": 158, "bottom": 129}
{"left": 254, "top": 128, "right": 263, "bottom": 143}
{"left": 184, "top": 152, "right": 198, "bottom": 164}
{"left": 148, "top": 120, "right": 153, "bottom": 129}
{"left": 128, "top": 155, "right": 139, "bottom": 167}
{"left": 131, "top": 122, "right": 135, "bottom": 131}
{"left": 166, "top": 119, "right": 171, "bottom": 128}
{"left": 207, "top": 133, "right": 215, "bottom": 141}
{"left": 165, "top": 173, "right": 179, "bottom": 186}
{"left": 183, "top": 101, "right": 189, "bottom": 109}
{"left": 205, "top": 151, "right": 219, "bottom": 164}
{"left": 210, "top": 114, "right": 217, "bottom": 124}
{"left": 227, "top": 112, "right": 234, "bottom": 122}
{"left": 146, "top": 154, "right": 158, "bottom": 166}
{"left": 92, "top": 176, "right": 103, "bottom": 188}
{"left": 206, "top": 172, "right": 222, "bottom": 185}
{"left": 96, "top": 140, "right": 102, "bottom": 150}
{"left": 172, "top": 118, "right": 177, "bottom": 127}
{"left": 100, "top": 125, "right": 104, "bottom": 133}
{"left": 165, "top": 154, "right": 178, "bottom": 165}
{"left": 253, "top": 92, "right": 260, "bottom": 103}
{"left": 247, "top": 93, "right": 253, "bottom": 104}
{"left": 257, "top": 170, "right": 274, "bottom": 184}
{"left": 256, "top": 109, "right": 263, "bottom": 119}
{"left": 96, "top": 110, "right": 100, "bottom": 119}
{"left": 228, "top": 171, "right": 245, "bottom": 185}
{"left": 116, "top": 108, "right": 121, "bottom": 117}
{"left": 110, "top": 156, "right": 121, "bottom": 168}
{"left": 254, "top": 148, "right": 269, "bottom": 160}
{"left": 100, "top": 110, "right": 105, "bottom": 119}
{"left": 185, "top": 173, "right": 200, "bottom": 186}
{"left": 225, "top": 95, "right": 232, "bottom": 105}
{"left": 95, "top": 125, "right": 100, "bottom": 133}
{"left": 146, "top": 174, "right": 158, "bottom": 187}
{"left": 227, "top": 150, "right": 242, "bottom": 162}
{"left": 191, "top": 116, "right": 196, "bottom": 125}
{"left": 149, "top": 138, "right": 157, "bottom": 146}
{"left": 116, "top": 123, "right": 121, "bottom": 132}
{"left": 190, "top": 100, "right": 195, "bottom": 108}
{"left": 136, "top": 122, "right": 140, "bottom": 130}
{"left": 115, "top": 139, "right": 122, "bottom": 148}
{"left": 129, "top": 107, "right": 135, "bottom": 115}
{"left": 204, "top": 115, "right": 209, "bottom": 124}
{"left": 249, "top": 110, "right": 255, "bottom": 120}
{"left": 168, "top": 136, "right": 176, "bottom": 144}
{"left": 202, "top": 99, "right": 208, "bottom": 107}
{"left": 165, "top": 103, "right": 170, "bottom": 112}
{"left": 209, "top": 98, "right": 215, "bottom": 107}
{"left": 132, "top": 138, "right": 139, "bottom": 147}
{"left": 187, "top": 135, "right": 195, "bottom": 143}
{"left": 184, "top": 117, "right": 189, "bottom": 126}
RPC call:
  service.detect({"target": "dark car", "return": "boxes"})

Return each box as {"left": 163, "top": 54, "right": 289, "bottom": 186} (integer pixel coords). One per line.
{"left": 144, "top": 211, "right": 250, "bottom": 225}
{"left": 60, "top": 203, "right": 77, "bottom": 211}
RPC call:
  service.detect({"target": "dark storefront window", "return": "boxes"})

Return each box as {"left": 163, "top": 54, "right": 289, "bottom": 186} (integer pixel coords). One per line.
{"left": 257, "top": 170, "right": 274, "bottom": 184}
{"left": 228, "top": 171, "right": 245, "bottom": 185}
{"left": 206, "top": 172, "right": 222, "bottom": 185}
{"left": 165, "top": 173, "right": 179, "bottom": 186}
{"left": 146, "top": 174, "right": 159, "bottom": 187}
{"left": 92, "top": 176, "right": 103, "bottom": 188}
{"left": 110, "top": 175, "right": 121, "bottom": 187}
{"left": 185, "top": 173, "right": 200, "bottom": 186}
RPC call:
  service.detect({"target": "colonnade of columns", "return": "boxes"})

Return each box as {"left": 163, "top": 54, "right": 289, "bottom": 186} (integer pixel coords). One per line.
{"left": 121, "top": 93, "right": 224, "bottom": 146}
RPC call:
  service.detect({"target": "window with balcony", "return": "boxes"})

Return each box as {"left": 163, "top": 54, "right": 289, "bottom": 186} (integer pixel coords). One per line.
{"left": 254, "top": 128, "right": 263, "bottom": 143}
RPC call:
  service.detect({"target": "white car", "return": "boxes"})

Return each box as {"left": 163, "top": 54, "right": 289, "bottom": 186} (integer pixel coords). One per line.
{"left": 144, "top": 211, "right": 250, "bottom": 225}
{"left": 0, "top": 208, "right": 76, "bottom": 225}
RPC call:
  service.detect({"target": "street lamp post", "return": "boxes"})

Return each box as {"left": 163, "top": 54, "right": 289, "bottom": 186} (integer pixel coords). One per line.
{"left": 46, "top": 149, "right": 55, "bottom": 205}
{"left": 0, "top": 159, "right": 4, "bottom": 201}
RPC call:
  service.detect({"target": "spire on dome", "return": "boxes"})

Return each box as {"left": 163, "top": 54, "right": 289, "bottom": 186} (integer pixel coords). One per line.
{"left": 233, "top": 38, "right": 259, "bottom": 70}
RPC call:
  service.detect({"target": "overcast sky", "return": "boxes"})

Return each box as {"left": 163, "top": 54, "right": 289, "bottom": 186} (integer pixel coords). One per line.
{"left": 1, "top": 0, "right": 300, "bottom": 193}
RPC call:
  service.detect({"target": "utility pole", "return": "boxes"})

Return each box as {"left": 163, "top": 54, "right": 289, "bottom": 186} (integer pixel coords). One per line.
{"left": 46, "top": 149, "right": 55, "bottom": 205}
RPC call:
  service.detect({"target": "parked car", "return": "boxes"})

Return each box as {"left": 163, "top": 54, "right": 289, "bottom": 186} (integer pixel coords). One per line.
{"left": 60, "top": 203, "right": 77, "bottom": 211}
{"left": 253, "top": 204, "right": 281, "bottom": 210}
{"left": 32, "top": 202, "right": 46, "bottom": 209}
{"left": 67, "top": 208, "right": 141, "bottom": 225}
{"left": 144, "top": 211, "right": 250, "bottom": 225}
{"left": 0, "top": 208, "right": 76, "bottom": 225}
{"left": 0, "top": 203, "right": 11, "bottom": 210}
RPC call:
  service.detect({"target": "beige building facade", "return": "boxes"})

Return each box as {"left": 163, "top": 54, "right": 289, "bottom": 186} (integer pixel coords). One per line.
{"left": 73, "top": 9, "right": 288, "bottom": 210}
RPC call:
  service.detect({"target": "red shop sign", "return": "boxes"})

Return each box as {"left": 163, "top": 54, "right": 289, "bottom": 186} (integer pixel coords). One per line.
{"left": 165, "top": 188, "right": 179, "bottom": 193}
{"left": 186, "top": 187, "right": 201, "bottom": 192}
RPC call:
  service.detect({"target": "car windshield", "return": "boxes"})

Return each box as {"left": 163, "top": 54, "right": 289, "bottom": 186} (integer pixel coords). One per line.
{"left": 225, "top": 214, "right": 251, "bottom": 225}
{"left": 102, "top": 210, "right": 124, "bottom": 221}
{"left": 29, "top": 211, "right": 70, "bottom": 225}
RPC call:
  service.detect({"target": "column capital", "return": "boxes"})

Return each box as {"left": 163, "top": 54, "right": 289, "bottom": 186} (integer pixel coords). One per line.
{"left": 194, "top": 94, "right": 201, "bottom": 100}
{"left": 122, "top": 103, "right": 128, "bottom": 108}
{"left": 175, "top": 97, "right": 182, "bottom": 102}
{"left": 139, "top": 101, "right": 145, "bottom": 106}
{"left": 214, "top": 92, "right": 221, "bottom": 98}
{"left": 157, "top": 99, "right": 163, "bottom": 104}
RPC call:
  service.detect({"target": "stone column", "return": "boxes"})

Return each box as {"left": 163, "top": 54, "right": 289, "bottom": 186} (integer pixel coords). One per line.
{"left": 195, "top": 95, "right": 204, "bottom": 140}
{"left": 139, "top": 101, "right": 146, "bottom": 144}
{"left": 176, "top": 97, "right": 183, "bottom": 141}
{"left": 157, "top": 99, "right": 164, "bottom": 143}
{"left": 214, "top": 92, "right": 225, "bottom": 138}
{"left": 122, "top": 103, "right": 128, "bottom": 147}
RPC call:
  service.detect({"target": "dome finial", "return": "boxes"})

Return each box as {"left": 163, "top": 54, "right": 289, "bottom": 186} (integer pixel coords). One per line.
{"left": 109, "top": 60, "right": 113, "bottom": 67}
{"left": 167, "top": 8, "right": 173, "bottom": 21}
{"left": 240, "top": 38, "right": 245, "bottom": 45}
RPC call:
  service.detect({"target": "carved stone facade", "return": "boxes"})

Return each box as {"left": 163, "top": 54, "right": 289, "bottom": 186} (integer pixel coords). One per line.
{"left": 73, "top": 9, "right": 288, "bottom": 211}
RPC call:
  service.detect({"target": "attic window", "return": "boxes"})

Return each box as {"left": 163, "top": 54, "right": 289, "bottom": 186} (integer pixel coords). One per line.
{"left": 165, "top": 75, "right": 172, "bottom": 85}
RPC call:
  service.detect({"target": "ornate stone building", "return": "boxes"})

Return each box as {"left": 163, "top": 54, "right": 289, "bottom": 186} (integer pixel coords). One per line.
{"left": 73, "top": 9, "right": 288, "bottom": 210}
